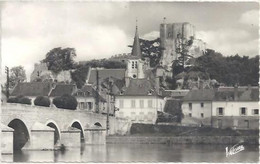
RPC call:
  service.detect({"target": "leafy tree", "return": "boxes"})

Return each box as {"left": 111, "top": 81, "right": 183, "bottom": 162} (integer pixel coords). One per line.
{"left": 139, "top": 38, "right": 162, "bottom": 67}
{"left": 42, "top": 47, "right": 76, "bottom": 74}
{"left": 34, "top": 96, "right": 50, "bottom": 107}
{"left": 164, "top": 100, "right": 183, "bottom": 123}
{"left": 9, "top": 66, "right": 26, "bottom": 89}
{"left": 71, "top": 64, "right": 90, "bottom": 89}
{"left": 53, "top": 94, "right": 77, "bottom": 110}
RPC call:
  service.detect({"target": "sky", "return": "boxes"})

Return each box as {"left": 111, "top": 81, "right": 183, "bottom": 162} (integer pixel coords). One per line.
{"left": 1, "top": 1, "right": 259, "bottom": 81}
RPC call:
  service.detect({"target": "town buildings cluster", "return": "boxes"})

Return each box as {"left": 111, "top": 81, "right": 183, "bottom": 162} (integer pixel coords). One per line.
{"left": 3, "top": 20, "right": 259, "bottom": 130}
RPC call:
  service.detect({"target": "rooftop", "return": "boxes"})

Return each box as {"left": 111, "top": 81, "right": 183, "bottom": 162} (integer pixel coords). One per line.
{"left": 88, "top": 68, "right": 125, "bottom": 84}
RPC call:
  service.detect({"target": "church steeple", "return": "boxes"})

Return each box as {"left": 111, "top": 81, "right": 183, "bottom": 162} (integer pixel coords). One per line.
{"left": 131, "top": 19, "right": 142, "bottom": 57}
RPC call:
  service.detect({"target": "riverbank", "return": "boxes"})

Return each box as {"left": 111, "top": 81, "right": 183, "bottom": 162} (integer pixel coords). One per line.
{"left": 106, "top": 135, "right": 258, "bottom": 145}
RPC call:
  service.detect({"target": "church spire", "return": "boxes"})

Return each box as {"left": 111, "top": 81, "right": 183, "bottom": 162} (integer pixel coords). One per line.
{"left": 131, "top": 19, "right": 142, "bottom": 57}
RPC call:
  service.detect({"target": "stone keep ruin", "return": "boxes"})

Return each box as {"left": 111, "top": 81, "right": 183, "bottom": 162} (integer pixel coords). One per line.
{"left": 160, "top": 21, "right": 206, "bottom": 71}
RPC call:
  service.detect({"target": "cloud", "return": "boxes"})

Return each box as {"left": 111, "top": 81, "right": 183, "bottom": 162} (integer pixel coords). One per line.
{"left": 141, "top": 31, "right": 159, "bottom": 40}
{"left": 239, "top": 9, "right": 259, "bottom": 26}
{"left": 1, "top": 2, "right": 131, "bottom": 81}
{"left": 197, "top": 29, "right": 258, "bottom": 56}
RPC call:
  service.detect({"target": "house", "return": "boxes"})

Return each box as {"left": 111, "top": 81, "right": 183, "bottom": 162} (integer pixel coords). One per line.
{"left": 114, "top": 78, "right": 165, "bottom": 124}
{"left": 181, "top": 89, "right": 215, "bottom": 126}
{"left": 74, "top": 84, "right": 107, "bottom": 112}
{"left": 211, "top": 86, "right": 259, "bottom": 129}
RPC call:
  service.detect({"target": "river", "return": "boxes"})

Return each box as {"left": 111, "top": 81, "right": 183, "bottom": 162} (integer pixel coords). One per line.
{"left": 2, "top": 143, "right": 258, "bottom": 163}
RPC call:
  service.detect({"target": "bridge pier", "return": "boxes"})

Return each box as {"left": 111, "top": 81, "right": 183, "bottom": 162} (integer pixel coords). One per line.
{"left": 23, "top": 122, "right": 55, "bottom": 150}
{"left": 60, "top": 127, "right": 81, "bottom": 148}
{"left": 1, "top": 124, "right": 14, "bottom": 154}
{"left": 84, "top": 127, "right": 106, "bottom": 144}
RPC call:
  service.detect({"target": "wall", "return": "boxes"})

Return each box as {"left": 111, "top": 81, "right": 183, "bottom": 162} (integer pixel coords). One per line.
{"left": 212, "top": 116, "right": 259, "bottom": 130}
{"left": 115, "top": 96, "right": 165, "bottom": 124}
{"left": 106, "top": 136, "right": 258, "bottom": 145}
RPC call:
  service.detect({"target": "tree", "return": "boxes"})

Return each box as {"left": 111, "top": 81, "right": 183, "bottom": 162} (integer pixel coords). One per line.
{"left": 164, "top": 99, "right": 183, "bottom": 123}
{"left": 175, "top": 34, "right": 194, "bottom": 70}
{"left": 9, "top": 66, "right": 26, "bottom": 89}
{"left": 53, "top": 94, "right": 77, "bottom": 110}
{"left": 34, "top": 96, "right": 51, "bottom": 107}
{"left": 42, "top": 47, "right": 76, "bottom": 74}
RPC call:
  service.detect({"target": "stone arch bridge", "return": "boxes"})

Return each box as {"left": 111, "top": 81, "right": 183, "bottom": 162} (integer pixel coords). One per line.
{"left": 1, "top": 103, "right": 130, "bottom": 153}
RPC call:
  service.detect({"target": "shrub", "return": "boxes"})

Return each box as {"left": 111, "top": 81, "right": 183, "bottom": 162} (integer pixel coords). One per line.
{"left": 19, "top": 97, "right": 31, "bottom": 105}
{"left": 7, "top": 97, "right": 19, "bottom": 103}
{"left": 53, "top": 94, "right": 77, "bottom": 110}
{"left": 7, "top": 95, "right": 31, "bottom": 105}
{"left": 34, "top": 96, "right": 51, "bottom": 107}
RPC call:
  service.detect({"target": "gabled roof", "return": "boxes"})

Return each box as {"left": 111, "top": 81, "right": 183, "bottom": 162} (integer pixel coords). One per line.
{"left": 183, "top": 89, "right": 215, "bottom": 101}
{"left": 88, "top": 68, "right": 125, "bottom": 84}
{"left": 10, "top": 82, "right": 52, "bottom": 97}
{"left": 49, "top": 84, "right": 77, "bottom": 97}
{"left": 74, "top": 84, "right": 106, "bottom": 102}
{"left": 183, "top": 87, "right": 259, "bottom": 102}
{"left": 119, "top": 78, "right": 158, "bottom": 96}
{"left": 214, "top": 87, "right": 259, "bottom": 101}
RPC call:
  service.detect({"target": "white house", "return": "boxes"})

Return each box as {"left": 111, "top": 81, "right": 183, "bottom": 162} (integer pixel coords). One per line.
{"left": 211, "top": 87, "right": 259, "bottom": 129}
{"left": 115, "top": 79, "right": 165, "bottom": 124}
{"left": 181, "top": 89, "right": 215, "bottom": 126}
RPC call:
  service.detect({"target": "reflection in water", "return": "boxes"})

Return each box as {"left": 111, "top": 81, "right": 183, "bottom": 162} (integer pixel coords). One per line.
{"left": 4, "top": 143, "right": 259, "bottom": 163}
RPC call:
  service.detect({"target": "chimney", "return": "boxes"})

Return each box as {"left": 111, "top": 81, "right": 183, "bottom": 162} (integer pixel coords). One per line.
{"left": 234, "top": 84, "right": 238, "bottom": 101}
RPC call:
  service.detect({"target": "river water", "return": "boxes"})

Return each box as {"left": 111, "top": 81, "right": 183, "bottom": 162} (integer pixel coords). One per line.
{"left": 2, "top": 143, "right": 259, "bottom": 163}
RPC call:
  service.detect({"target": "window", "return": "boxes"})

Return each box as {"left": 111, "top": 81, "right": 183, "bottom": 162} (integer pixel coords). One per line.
{"left": 131, "top": 100, "right": 136, "bottom": 108}
{"left": 148, "top": 100, "right": 153, "bottom": 108}
{"left": 201, "top": 102, "right": 204, "bottom": 108}
{"left": 201, "top": 113, "right": 204, "bottom": 118}
{"left": 139, "top": 100, "right": 144, "bottom": 108}
{"left": 88, "top": 102, "right": 93, "bottom": 110}
{"left": 189, "top": 113, "right": 192, "bottom": 117}
{"left": 253, "top": 109, "right": 259, "bottom": 115}
{"left": 135, "top": 61, "right": 138, "bottom": 68}
{"left": 189, "top": 103, "right": 192, "bottom": 110}
{"left": 217, "top": 107, "right": 224, "bottom": 116}
{"left": 240, "top": 107, "right": 247, "bottom": 116}
{"left": 132, "top": 61, "right": 135, "bottom": 69}
{"left": 119, "top": 100, "right": 124, "bottom": 108}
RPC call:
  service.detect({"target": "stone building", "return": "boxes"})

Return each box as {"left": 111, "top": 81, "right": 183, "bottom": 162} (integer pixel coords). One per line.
{"left": 30, "top": 63, "right": 73, "bottom": 83}
{"left": 160, "top": 19, "right": 206, "bottom": 71}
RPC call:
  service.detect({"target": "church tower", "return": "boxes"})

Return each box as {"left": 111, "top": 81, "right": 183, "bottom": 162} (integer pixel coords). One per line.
{"left": 125, "top": 23, "right": 147, "bottom": 79}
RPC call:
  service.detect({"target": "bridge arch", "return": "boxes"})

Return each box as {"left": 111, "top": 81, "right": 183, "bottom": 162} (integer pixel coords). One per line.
{"left": 8, "top": 118, "right": 30, "bottom": 150}
{"left": 45, "top": 120, "right": 61, "bottom": 145}
{"left": 94, "top": 122, "right": 102, "bottom": 127}
{"left": 70, "top": 120, "right": 85, "bottom": 142}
